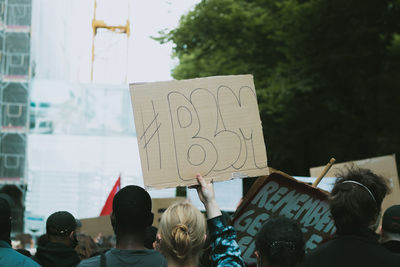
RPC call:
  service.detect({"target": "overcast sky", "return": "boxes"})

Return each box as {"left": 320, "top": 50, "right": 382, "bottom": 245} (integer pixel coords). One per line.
{"left": 31, "top": 0, "right": 200, "bottom": 84}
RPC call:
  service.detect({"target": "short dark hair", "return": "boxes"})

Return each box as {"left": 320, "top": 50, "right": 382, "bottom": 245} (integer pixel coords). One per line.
{"left": 112, "top": 185, "right": 153, "bottom": 235}
{"left": 330, "top": 167, "right": 389, "bottom": 232}
{"left": 0, "top": 196, "right": 12, "bottom": 241}
{"left": 255, "top": 217, "right": 305, "bottom": 267}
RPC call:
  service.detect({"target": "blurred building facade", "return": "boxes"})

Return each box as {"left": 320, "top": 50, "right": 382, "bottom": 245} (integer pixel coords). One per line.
{"left": 0, "top": 0, "right": 32, "bottom": 233}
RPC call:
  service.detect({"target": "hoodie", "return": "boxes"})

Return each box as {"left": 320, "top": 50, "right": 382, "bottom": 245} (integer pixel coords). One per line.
{"left": 34, "top": 242, "right": 81, "bottom": 267}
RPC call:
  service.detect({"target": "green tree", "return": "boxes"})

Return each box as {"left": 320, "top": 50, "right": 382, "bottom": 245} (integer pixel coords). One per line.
{"left": 157, "top": 0, "right": 400, "bottom": 176}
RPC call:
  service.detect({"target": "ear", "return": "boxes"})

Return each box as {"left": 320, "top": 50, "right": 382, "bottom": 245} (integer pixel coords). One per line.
{"left": 203, "top": 234, "right": 207, "bottom": 242}
{"left": 69, "top": 231, "right": 78, "bottom": 247}
{"left": 153, "top": 233, "right": 162, "bottom": 250}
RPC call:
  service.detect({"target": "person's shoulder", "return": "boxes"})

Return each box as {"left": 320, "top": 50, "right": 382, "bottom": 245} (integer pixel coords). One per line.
{"left": 139, "top": 249, "right": 166, "bottom": 261}
{"left": 15, "top": 251, "right": 40, "bottom": 267}
{"left": 107, "top": 249, "right": 167, "bottom": 266}
{"left": 303, "top": 239, "right": 337, "bottom": 266}
{"left": 22, "top": 256, "right": 41, "bottom": 267}
{"left": 0, "top": 248, "right": 40, "bottom": 267}
{"left": 138, "top": 250, "right": 167, "bottom": 265}
{"left": 77, "top": 255, "right": 101, "bottom": 267}
{"left": 377, "top": 244, "right": 400, "bottom": 264}
{"left": 304, "top": 238, "right": 400, "bottom": 267}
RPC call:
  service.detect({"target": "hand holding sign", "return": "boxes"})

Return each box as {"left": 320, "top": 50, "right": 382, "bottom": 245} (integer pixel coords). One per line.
{"left": 190, "top": 174, "right": 222, "bottom": 219}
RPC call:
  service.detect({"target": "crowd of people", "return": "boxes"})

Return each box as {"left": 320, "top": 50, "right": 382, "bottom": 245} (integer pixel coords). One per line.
{"left": 1, "top": 168, "right": 400, "bottom": 266}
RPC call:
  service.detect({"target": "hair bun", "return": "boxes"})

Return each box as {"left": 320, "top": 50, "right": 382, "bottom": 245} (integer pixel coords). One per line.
{"left": 173, "top": 224, "right": 189, "bottom": 235}
{"left": 171, "top": 223, "right": 191, "bottom": 260}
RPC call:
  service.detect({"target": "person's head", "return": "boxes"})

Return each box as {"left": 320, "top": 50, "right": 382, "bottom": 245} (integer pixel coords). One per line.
{"left": 0, "top": 194, "right": 12, "bottom": 243}
{"left": 157, "top": 201, "right": 206, "bottom": 266}
{"left": 330, "top": 167, "right": 389, "bottom": 233}
{"left": 46, "top": 211, "right": 78, "bottom": 247}
{"left": 381, "top": 205, "right": 400, "bottom": 242}
{"left": 75, "top": 233, "right": 98, "bottom": 260}
{"left": 111, "top": 185, "right": 153, "bottom": 237}
{"left": 255, "top": 217, "right": 304, "bottom": 267}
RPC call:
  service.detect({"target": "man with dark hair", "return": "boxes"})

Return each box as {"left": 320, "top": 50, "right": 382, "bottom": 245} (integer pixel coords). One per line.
{"left": 255, "top": 217, "right": 305, "bottom": 267}
{"left": 0, "top": 195, "right": 39, "bottom": 266}
{"left": 304, "top": 167, "right": 400, "bottom": 267}
{"left": 34, "top": 211, "right": 81, "bottom": 267}
{"left": 380, "top": 204, "right": 400, "bottom": 253}
{"left": 78, "top": 185, "right": 166, "bottom": 267}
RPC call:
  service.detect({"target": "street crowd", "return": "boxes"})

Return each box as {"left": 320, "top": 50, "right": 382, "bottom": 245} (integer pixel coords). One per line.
{"left": 1, "top": 168, "right": 400, "bottom": 266}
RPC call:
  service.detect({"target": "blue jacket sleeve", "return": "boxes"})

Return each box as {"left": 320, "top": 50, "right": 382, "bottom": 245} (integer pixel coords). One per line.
{"left": 208, "top": 215, "right": 245, "bottom": 267}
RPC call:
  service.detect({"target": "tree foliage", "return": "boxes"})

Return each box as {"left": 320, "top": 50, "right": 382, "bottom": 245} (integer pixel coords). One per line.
{"left": 157, "top": 0, "right": 400, "bottom": 176}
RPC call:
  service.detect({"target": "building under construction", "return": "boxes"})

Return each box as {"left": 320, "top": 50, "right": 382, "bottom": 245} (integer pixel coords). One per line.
{"left": 0, "top": 0, "right": 31, "bottom": 233}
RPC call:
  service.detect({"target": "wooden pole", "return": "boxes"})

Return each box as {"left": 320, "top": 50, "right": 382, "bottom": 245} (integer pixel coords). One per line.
{"left": 312, "top": 158, "right": 336, "bottom": 188}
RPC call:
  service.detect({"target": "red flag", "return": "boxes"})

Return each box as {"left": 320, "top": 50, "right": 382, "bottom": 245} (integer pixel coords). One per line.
{"left": 100, "top": 176, "right": 121, "bottom": 216}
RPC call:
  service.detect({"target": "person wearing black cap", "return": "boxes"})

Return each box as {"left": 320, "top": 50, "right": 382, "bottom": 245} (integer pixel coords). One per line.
{"left": 78, "top": 185, "right": 166, "bottom": 267}
{"left": 255, "top": 217, "right": 305, "bottom": 267}
{"left": 0, "top": 195, "right": 39, "bottom": 266}
{"left": 34, "top": 211, "right": 81, "bottom": 267}
{"left": 380, "top": 204, "right": 400, "bottom": 253}
{"left": 304, "top": 167, "right": 400, "bottom": 267}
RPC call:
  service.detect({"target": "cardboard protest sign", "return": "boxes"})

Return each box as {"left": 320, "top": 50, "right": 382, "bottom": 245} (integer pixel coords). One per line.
{"left": 80, "top": 215, "right": 114, "bottom": 237}
{"left": 294, "top": 176, "right": 337, "bottom": 192}
{"left": 231, "top": 171, "right": 335, "bottom": 264}
{"left": 130, "top": 75, "right": 269, "bottom": 188}
{"left": 152, "top": 197, "right": 185, "bottom": 228}
{"left": 310, "top": 154, "right": 400, "bottom": 219}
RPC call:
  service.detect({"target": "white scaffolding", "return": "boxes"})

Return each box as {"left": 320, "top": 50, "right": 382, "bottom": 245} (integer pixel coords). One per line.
{"left": 0, "top": 0, "right": 31, "bottom": 233}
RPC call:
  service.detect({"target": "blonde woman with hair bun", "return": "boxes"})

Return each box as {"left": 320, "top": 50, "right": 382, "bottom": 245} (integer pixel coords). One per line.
{"left": 155, "top": 174, "right": 244, "bottom": 267}
{"left": 158, "top": 201, "right": 206, "bottom": 266}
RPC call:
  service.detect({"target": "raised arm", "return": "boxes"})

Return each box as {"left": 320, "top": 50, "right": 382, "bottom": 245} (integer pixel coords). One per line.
{"left": 193, "top": 174, "right": 244, "bottom": 267}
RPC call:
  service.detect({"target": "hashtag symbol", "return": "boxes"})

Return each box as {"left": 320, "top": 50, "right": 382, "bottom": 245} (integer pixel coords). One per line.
{"left": 140, "top": 101, "right": 162, "bottom": 170}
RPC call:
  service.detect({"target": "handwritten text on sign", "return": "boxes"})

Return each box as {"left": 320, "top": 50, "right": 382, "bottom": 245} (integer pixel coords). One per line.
{"left": 130, "top": 75, "right": 269, "bottom": 188}
{"left": 231, "top": 172, "right": 335, "bottom": 264}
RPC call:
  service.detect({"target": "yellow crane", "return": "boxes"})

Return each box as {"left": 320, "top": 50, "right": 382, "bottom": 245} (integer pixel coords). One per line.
{"left": 91, "top": 0, "right": 130, "bottom": 82}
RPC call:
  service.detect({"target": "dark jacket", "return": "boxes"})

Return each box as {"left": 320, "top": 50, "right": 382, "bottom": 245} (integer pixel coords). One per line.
{"left": 382, "top": 240, "right": 400, "bottom": 254}
{"left": 304, "top": 228, "right": 400, "bottom": 267}
{"left": 34, "top": 242, "right": 81, "bottom": 267}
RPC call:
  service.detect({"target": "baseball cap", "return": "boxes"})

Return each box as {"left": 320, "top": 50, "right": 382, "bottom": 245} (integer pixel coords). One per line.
{"left": 382, "top": 205, "right": 400, "bottom": 233}
{"left": 46, "top": 211, "right": 77, "bottom": 235}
